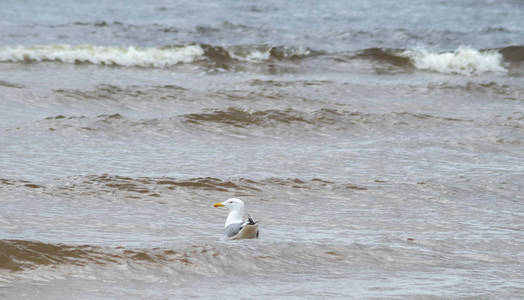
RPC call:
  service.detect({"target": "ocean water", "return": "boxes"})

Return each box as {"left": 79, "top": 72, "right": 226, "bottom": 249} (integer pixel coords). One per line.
{"left": 1, "top": 1, "right": 523, "bottom": 299}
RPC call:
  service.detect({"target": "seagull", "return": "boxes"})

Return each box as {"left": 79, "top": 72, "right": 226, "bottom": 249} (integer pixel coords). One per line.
{"left": 213, "top": 198, "right": 259, "bottom": 240}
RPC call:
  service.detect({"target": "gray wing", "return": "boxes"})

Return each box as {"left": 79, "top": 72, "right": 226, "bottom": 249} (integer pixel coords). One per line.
{"left": 224, "top": 223, "right": 244, "bottom": 238}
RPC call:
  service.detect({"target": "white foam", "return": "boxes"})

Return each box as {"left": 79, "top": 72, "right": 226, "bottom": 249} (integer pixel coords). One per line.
{"left": 401, "top": 46, "right": 507, "bottom": 76}
{"left": 243, "top": 50, "right": 271, "bottom": 62}
{"left": 228, "top": 49, "right": 271, "bottom": 62}
{"left": 0, "top": 44, "right": 205, "bottom": 67}
{"left": 228, "top": 46, "right": 311, "bottom": 62}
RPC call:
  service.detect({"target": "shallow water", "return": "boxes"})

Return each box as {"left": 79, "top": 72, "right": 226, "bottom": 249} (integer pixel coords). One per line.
{"left": 1, "top": 0, "right": 524, "bottom": 299}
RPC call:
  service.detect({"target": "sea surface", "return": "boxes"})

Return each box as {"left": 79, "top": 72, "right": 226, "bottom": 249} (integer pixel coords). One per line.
{"left": 1, "top": 1, "right": 523, "bottom": 299}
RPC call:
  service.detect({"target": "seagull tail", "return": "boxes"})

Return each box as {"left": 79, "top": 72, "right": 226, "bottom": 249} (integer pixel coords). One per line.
{"left": 247, "top": 214, "right": 257, "bottom": 225}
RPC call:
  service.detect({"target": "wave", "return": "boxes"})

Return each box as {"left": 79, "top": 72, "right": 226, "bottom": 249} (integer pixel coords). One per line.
{"left": 200, "top": 44, "right": 314, "bottom": 65}
{"left": 353, "top": 48, "right": 412, "bottom": 67}
{"left": 1, "top": 238, "right": 436, "bottom": 275}
{"left": 86, "top": 175, "right": 262, "bottom": 194}
{"left": 183, "top": 107, "right": 331, "bottom": 127}
{"left": 28, "top": 108, "right": 476, "bottom": 136}
{"left": 0, "top": 239, "right": 193, "bottom": 272}
{"left": 0, "top": 44, "right": 205, "bottom": 67}
{"left": 0, "top": 178, "right": 43, "bottom": 189}
{"left": 1, "top": 175, "right": 368, "bottom": 200}
{"left": 227, "top": 45, "right": 315, "bottom": 62}
{"left": 399, "top": 46, "right": 507, "bottom": 75}
{"left": 0, "top": 239, "right": 297, "bottom": 273}
{"left": 1, "top": 240, "right": 110, "bottom": 271}
{"left": 426, "top": 81, "right": 523, "bottom": 101}
{"left": 0, "top": 44, "right": 315, "bottom": 68}
{"left": 345, "top": 47, "right": 507, "bottom": 75}
{"left": 0, "top": 44, "right": 520, "bottom": 74}
{"left": 54, "top": 21, "right": 143, "bottom": 29}
{"left": 182, "top": 107, "right": 472, "bottom": 129}
{"left": 36, "top": 108, "right": 340, "bottom": 132}
{"left": 348, "top": 46, "right": 522, "bottom": 75}
{"left": 54, "top": 84, "right": 186, "bottom": 102}
{"left": 0, "top": 80, "right": 24, "bottom": 89}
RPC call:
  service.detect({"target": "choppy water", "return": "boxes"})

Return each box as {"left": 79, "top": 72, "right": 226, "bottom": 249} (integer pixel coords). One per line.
{"left": 1, "top": 0, "right": 523, "bottom": 299}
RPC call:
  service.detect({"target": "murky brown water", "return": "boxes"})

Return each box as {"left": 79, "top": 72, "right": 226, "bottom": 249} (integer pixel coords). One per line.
{"left": 1, "top": 0, "right": 524, "bottom": 299}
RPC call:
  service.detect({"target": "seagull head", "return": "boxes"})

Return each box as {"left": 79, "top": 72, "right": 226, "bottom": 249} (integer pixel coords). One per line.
{"left": 213, "top": 198, "right": 245, "bottom": 212}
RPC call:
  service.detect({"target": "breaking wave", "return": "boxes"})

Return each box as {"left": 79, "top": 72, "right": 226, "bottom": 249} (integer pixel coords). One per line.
{"left": 0, "top": 44, "right": 519, "bottom": 75}
{"left": 0, "top": 44, "right": 205, "bottom": 67}
{"left": 0, "top": 44, "right": 314, "bottom": 68}
{"left": 400, "top": 47, "right": 507, "bottom": 75}
{"left": 349, "top": 46, "right": 521, "bottom": 75}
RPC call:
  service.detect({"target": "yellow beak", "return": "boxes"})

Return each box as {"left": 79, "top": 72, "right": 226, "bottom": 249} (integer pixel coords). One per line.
{"left": 213, "top": 202, "right": 224, "bottom": 207}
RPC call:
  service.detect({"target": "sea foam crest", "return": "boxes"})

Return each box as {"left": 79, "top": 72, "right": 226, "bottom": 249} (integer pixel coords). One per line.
{"left": 228, "top": 45, "right": 311, "bottom": 62}
{"left": 0, "top": 44, "right": 205, "bottom": 67}
{"left": 402, "top": 47, "right": 506, "bottom": 75}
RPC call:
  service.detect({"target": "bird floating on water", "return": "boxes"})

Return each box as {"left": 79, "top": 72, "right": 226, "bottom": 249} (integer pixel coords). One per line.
{"left": 213, "top": 198, "right": 259, "bottom": 240}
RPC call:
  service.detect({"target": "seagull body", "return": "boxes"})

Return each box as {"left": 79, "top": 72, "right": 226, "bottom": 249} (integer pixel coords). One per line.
{"left": 213, "top": 198, "right": 259, "bottom": 240}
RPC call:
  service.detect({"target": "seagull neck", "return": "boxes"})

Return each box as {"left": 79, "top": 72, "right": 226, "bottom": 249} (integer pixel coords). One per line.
{"left": 225, "top": 209, "right": 244, "bottom": 227}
